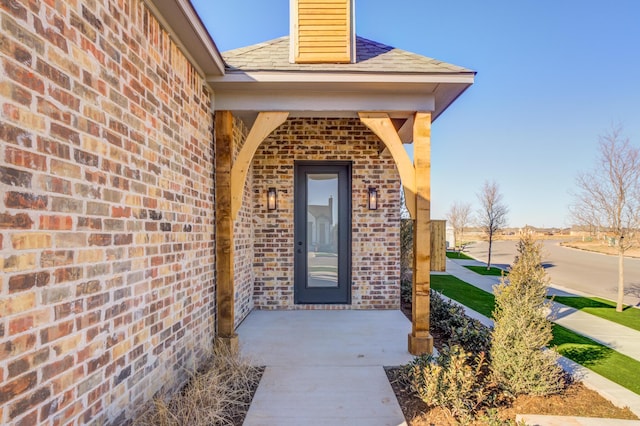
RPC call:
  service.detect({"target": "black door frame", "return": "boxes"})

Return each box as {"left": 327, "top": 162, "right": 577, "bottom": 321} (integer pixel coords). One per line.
{"left": 294, "top": 161, "right": 352, "bottom": 304}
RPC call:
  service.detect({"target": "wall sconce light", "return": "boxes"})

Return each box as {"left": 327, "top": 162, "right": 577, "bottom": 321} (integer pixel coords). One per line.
{"left": 267, "top": 187, "right": 277, "bottom": 210}
{"left": 368, "top": 187, "right": 378, "bottom": 210}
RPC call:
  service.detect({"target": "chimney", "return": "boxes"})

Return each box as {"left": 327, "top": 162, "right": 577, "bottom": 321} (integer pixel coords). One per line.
{"left": 290, "top": 0, "right": 355, "bottom": 64}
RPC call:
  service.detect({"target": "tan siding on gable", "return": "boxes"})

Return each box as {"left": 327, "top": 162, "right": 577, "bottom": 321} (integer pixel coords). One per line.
{"left": 292, "top": 0, "right": 353, "bottom": 63}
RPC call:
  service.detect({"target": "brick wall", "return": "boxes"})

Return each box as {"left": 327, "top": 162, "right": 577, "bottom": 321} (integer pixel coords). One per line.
{"left": 252, "top": 118, "right": 401, "bottom": 310}
{"left": 0, "top": 1, "right": 215, "bottom": 424}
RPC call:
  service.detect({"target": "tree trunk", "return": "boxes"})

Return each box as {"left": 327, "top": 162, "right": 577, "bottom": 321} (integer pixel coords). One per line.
{"left": 487, "top": 231, "right": 493, "bottom": 269}
{"left": 617, "top": 245, "right": 625, "bottom": 312}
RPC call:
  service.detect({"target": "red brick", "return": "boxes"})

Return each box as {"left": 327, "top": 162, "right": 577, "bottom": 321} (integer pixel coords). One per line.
{"left": 114, "top": 234, "right": 132, "bottom": 245}
{"left": 33, "top": 16, "right": 68, "bottom": 53}
{"left": 10, "top": 386, "right": 51, "bottom": 419}
{"left": 0, "top": 80, "right": 32, "bottom": 105}
{"left": 0, "top": 372, "right": 37, "bottom": 404}
{"left": 7, "top": 347, "right": 49, "bottom": 378}
{"left": 0, "top": 212, "right": 33, "bottom": 229}
{"left": 3, "top": 61, "right": 45, "bottom": 94}
{"left": 0, "top": 166, "right": 32, "bottom": 188}
{"left": 75, "top": 310, "right": 101, "bottom": 331}
{"left": 39, "top": 249, "right": 73, "bottom": 267}
{"left": 0, "top": 122, "right": 33, "bottom": 148}
{"left": 49, "top": 87, "right": 80, "bottom": 111}
{"left": 36, "top": 59, "right": 70, "bottom": 90}
{"left": 37, "top": 97, "right": 71, "bottom": 124}
{"left": 88, "top": 234, "right": 112, "bottom": 246}
{"left": 4, "top": 192, "right": 48, "bottom": 210}
{"left": 5, "top": 146, "right": 47, "bottom": 171}
{"left": 16, "top": 408, "right": 38, "bottom": 426}
{"left": 50, "top": 123, "right": 80, "bottom": 145}
{"left": 37, "top": 137, "right": 70, "bottom": 159}
{"left": 9, "top": 271, "right": 50, "bottom": 293}
{"left": 40, "top": 320, "right": 74, "bottom": 344}
{"left": 53, "top": 299, "right": 83, "bottom": 320}
{"left": 0, "top": 0, "right": 28, "bottom": 21}
{"left": 0, "top": 334, "right": 36, "bottom": 362}
{"left": 41, "top": 355, "right": 74, "bottom": 381}
{"left": 53, "top": 267, "right": 82, "bottom": 284}
{"left": 39, "top": 216, "right": 73, "bottom": 230}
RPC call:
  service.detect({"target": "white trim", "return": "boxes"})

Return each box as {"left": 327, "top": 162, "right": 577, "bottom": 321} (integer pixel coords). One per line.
{"left": 208, "top": 71, "right": 475, "bottom": 85}
{"left": 214, "top": 90, "right": 435, "bottom": 113}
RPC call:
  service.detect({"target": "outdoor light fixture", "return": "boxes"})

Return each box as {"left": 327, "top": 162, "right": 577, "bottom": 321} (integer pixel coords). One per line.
{"left": 267, "top": 187, "right": 277, "bottom": 210}
{"left": 368, "top": 187, "right": 378, "bottom": 210}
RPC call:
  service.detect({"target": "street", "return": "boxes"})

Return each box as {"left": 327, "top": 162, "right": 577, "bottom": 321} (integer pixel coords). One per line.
{"left": 464, "top": 240, "right": 640, "bottom": 307}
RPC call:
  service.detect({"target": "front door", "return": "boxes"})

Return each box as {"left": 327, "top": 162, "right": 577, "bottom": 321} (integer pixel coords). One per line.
{"left": 294, "top": 162, "right": 351, "bottom": 304}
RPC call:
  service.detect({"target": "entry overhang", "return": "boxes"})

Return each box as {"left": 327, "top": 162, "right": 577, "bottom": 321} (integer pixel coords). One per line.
{"left": 213, "top": 89, "right": 436, "bottom": 116}
{"left": 208, "top": 71, "right": 473, "bottom": 120}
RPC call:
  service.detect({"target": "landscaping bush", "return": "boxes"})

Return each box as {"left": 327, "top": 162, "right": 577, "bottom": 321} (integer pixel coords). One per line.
{"left": 133, "top": 342, "right": 262, "bottom": 426}
{"left": 430, "top": 290, "right": 491, "bottom": 356}
{"left": 408, "top": 345, "right": 489, "bottom": 424}
{"left": 490, "top": 232, "right": 564, "bottom": 396}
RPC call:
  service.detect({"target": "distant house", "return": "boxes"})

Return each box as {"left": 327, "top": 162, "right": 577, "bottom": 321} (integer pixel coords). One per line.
{"left": 0, "top": 0, "right": 474, "bottom": 423}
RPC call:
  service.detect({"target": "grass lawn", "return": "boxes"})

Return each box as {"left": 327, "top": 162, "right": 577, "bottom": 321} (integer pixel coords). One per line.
{"left": 430, "top": 274, "right": 640, "bottom": 395}
{"left": 464, "top": 265, "right": 508, "bottom": 276}
{"left": 552, "top": 324, "right": 640, "bottom": 394}
{"left": 551, "top": 296, "right": 640, "bottom": 332}
{"left": 431, "top": 274, "right": 494, "bottom": 317}
{"left": 445, "top": 251, "right": 474, "bottom": 260}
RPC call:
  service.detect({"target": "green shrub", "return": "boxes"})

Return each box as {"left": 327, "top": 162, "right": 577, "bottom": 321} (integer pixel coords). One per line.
{"left": 430, "top": 290, "right": 491, "bottom": 356}
{"left": 401, "top": 278, "right": 412, "bottom": 304}
{"left": 490, "top": 232, "right": 564, "bottom": 396}
{"left": 408, "top": 345, "right": 488, "bottom": 424}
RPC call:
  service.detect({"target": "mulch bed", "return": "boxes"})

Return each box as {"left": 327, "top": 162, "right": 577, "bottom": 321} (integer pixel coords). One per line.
{"left": 394, "top": 301, "right": 638, "bottom": 424}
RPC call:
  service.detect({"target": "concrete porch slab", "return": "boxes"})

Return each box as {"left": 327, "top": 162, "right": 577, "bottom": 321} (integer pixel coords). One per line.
{"left": 237, "top": 309, "right": 414, "bottom": 367}
{"left": 237, "top": 309, "right": 414, "bottom": 425}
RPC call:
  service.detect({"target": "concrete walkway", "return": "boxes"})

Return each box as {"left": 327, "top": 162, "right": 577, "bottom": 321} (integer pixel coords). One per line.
{"left": 445, "top": 258, "right": 640, "bottom": 417}
{"left": 237, "top": 310, "right": 413, "bottom": 425}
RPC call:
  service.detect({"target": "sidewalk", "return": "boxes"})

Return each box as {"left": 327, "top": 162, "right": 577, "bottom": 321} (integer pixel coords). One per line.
{"left": 445, "top": 258, "right": 640, "bottom": 416}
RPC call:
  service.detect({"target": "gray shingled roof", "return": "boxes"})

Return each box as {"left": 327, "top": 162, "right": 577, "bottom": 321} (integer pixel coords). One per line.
{"left": 223, "top": 36, "right": 472, "bottom": 74}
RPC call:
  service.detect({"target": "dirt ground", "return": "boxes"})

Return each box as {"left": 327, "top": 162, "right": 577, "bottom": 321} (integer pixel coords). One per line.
{"left": 386, "top": 367, "right": 638, "bottom": 425}
{"left": 395, "top": 305, "right": 638, "bottom": 424}
{"left": 561, "top": 240, "right": 640, "bottom": 258}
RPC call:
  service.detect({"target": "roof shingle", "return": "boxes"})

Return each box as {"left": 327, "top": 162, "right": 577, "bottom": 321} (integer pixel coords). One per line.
{"left": 223, "top": 36, "right": 472, "bottom": 74}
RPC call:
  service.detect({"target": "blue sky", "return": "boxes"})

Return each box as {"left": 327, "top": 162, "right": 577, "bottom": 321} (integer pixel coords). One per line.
{"left": 191, "top": 0, "right": 640, "bottom": 228}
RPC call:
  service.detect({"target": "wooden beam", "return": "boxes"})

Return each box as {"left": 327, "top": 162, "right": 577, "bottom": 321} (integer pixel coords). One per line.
{"left": 397, "top": 115, "right": 414, "bottom": 144}
{"left": 358, "top": 112, "right": 416, "bottom": 219}
{"left": 215, "top": 111, "right": 237, "bottom": 345}
{"left": 408, "top": 112, "right": 434, "bottom": 355}
{"left": 230, "top": 112, "right": 289, "bottom": 220}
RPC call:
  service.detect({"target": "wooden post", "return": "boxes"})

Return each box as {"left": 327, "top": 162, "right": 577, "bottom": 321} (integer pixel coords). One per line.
{"left": 215, "top": 111, "right": 238, "bottom": 352}
{"left": 408, "top": 112, "right": 434, "bottom": 355}
{"left": 430, "top": 220, "right": 446, "bottom": 272}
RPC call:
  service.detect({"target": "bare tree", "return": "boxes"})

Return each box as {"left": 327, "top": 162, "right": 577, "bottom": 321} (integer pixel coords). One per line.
{"left": 476, "top": 181, "right": 508, "bottom": 269}
{"left": 446, "top": 201, "right": 473, "bottom": 251}
{"left": 570, "top": 126, "right": 640, "bottom": 312}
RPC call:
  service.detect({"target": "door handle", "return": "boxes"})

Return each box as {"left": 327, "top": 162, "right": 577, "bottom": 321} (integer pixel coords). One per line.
{"left": 297, "top": 241, "right": 302, "bottom": 254}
